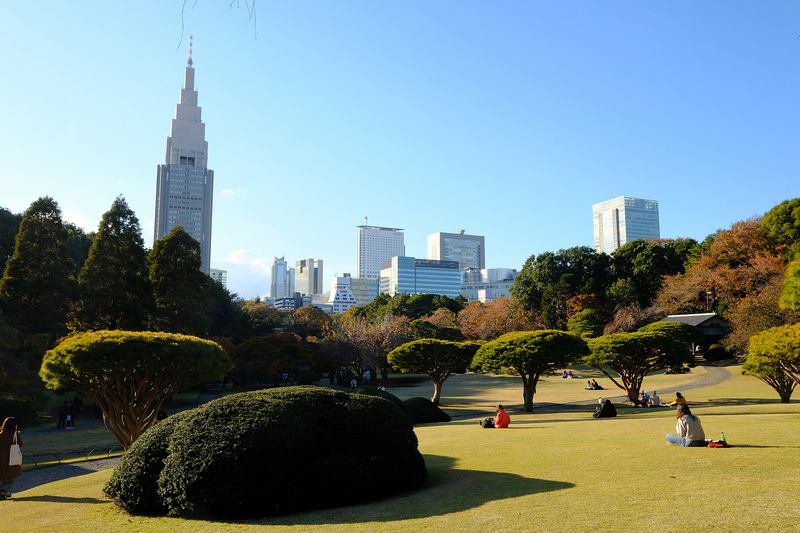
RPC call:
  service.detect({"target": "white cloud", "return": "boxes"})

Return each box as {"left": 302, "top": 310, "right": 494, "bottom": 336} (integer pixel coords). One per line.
{"left": 62, "top": 209, "right": 93, "bottom": 232}
{"left": 222, "top": 249, "right": 255, "bottom": 265}
{"left": 220, "top": 189, "right": 245, "bottom": 197}
{"left": 249, "top": 256, "right": 272, "bottom": 274}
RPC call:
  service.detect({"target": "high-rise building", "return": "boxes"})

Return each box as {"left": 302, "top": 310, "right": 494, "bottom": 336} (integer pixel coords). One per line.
{"left": 269, "top": 256, "right": 295, "bottom": 299}
{"left": 427, "top": 230, "right": 485, "bottom": 270}
{"left": 593, "top": 196, "right": 660, "bottom": 254}
{"left": 380, "top": 257, "right": 461, "bottom": 298}
{"left": 328, "top": 273, "right": 359, "bottom": 314}
{"left": 357, "top": 225, "right": 405, "bottom": 279}
{"left": 153, "top": 50, "right": 214, "bottom": 273}
{"left": 209, "top": 268, "right": 227, "bottom": 288}
{"left": 295, "top": 258, "right": 323, "bottom": 296}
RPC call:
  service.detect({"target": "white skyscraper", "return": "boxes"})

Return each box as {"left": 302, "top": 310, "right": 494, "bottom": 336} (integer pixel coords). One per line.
{"left": 295, "top": 258, "right": 323, "bottom": 296}
{"left": 153, "top": 43, "right": 214, "bottom": 273}
{"left": 328, "top": 273, "right": 358, "bottom": 314}
{"left": 593, "top": 196, "right": 660, "bottom": 254}
{"left": 427, "top": 230, "right": 485, "bottom": 270}
{"left": 269, "top": 256, "right": 295, "bottom": 299}
{"left": 357, "top": 225, "right": 405, "bottom": 279}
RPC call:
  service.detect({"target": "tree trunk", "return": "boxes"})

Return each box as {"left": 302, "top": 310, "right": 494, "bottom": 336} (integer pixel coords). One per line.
{"left": 522, "top": 373, "right": 535, "bottom": 412}
{"left": 432, "top": 379, "right": 443, "bottom": 406}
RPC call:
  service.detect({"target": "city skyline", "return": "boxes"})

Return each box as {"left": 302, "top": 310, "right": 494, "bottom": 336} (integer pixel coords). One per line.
{"left": 2, "top": 3, "right": 798, "bottom": 298}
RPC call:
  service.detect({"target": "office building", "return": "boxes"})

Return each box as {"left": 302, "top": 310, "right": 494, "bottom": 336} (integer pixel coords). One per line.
{"left": 328, "top": 274, "right": 359, "bottom": 314}
{"left": 209, "top": 268, "right": 227, "bottom": 288}
{"left": 427, "top": 230, "right": 485, "bottom": 270}
{"left": 357, "top": 225, "right": 405, "bottom": 279}
{"left": 593, "top": 196, "right": 660, "bottom": 254}
{"left": 350, "top": 277, "right": 380, "bottom": 307}
{"left": 295, "top": 258, "right": 323, "bottom": 296}
{"left": 269, "top": 256, "right": 295, "bottom": 299}
{"left": 380, "top": 256, "right": 461, "bottom": 298}
{"left": 153, "top": 48, "right": 214, "bottom": 273}
{"left": 460, "top": 268, "right": 519, "bottom": 302}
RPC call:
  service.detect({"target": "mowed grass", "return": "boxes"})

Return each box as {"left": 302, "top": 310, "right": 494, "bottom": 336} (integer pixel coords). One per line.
{"left": 4, "top": 365, "right": 799, "bottom": 532}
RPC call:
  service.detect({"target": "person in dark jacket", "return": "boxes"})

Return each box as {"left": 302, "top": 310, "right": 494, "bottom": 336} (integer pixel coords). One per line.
{"left": 593, "top": 398, "right": 617, "bottom": 418}
{"left": 0, "top": 417, "right": 23, "bottom": 498}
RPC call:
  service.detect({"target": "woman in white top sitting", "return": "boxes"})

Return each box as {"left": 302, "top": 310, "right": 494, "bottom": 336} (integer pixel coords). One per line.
{"left": 665, "top": 404, "right": 706, "bottom": 447}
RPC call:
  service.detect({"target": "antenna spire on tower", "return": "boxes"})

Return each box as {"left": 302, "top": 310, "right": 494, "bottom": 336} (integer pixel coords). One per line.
{"left": 188, "top": 35, "right": 193, "bottom": 66}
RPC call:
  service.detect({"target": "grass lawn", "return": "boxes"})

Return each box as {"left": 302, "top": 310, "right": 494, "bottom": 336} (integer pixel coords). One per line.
{"left": 4, "top": 365, "right": 799, "bottom": 532}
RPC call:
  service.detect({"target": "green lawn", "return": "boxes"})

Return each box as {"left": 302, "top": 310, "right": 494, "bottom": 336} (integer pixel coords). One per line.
{"left": 5, "top": 365, "right": 799, "bottom": 532}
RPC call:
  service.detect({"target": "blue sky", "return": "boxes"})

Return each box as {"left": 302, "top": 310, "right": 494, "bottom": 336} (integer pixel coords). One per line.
{"left": 2, "top": 2, "right": 798, "bottom": 299}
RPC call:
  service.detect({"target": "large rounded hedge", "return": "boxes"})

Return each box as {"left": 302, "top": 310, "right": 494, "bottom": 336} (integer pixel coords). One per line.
{"left": 403, "top": 397, "right": 451, "bottom": 424}
{"left": 106, "top": 386, "right": 426, "bottom": 519}
{"left": 104, "top": 411, "right": 190, "bottom": 515}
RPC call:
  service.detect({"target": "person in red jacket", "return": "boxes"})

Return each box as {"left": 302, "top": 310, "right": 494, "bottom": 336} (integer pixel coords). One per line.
{"left": 494, "top": 405, "right": 510, "bottom": 428}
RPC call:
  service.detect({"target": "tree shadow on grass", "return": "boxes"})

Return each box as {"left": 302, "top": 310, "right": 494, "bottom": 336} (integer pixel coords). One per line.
{"left": 12, "top": 495, "right": 108, "bottom": 504}
{"left": 231, "top": 455, "right": 574, "bottom": 526}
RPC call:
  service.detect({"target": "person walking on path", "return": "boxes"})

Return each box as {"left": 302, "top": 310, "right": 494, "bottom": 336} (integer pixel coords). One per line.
{"left": 0, "top": 417, "right": 23, "bottom": 498}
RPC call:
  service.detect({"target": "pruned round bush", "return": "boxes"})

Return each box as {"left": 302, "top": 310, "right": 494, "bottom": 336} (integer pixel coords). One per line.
{"left": 352, "top": 385, "right": 408, "bottom": 417}
{"left": 151, "top": 386, "right": 425, "bottom": 518}
{"left": 104, "top": 411, "right": 191, "bottom": 515}
{"left": 704, "top": 343, "right": 729, "bottom": 362}
{"left": 403, "top": 397, "right": 451, "bottom": 424}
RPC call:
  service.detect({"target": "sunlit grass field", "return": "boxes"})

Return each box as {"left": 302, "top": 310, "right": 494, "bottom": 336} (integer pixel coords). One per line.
{"left": 5, "top": 365, "right": 799, "bottom": 532}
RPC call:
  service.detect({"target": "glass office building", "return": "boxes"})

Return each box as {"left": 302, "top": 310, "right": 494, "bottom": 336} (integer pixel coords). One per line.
{"left": 380, "top": 257, "right": 461, "bottom": 298}
{"left": 593, "top": 196, "right": 660, "bottom": 254}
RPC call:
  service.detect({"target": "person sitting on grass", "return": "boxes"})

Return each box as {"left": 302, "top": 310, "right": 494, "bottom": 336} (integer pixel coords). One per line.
{"left": 591, "top": 379, "right": 603, "bottom": 390}
{"left": 665, "top": 404, "right": 706, "bottom": 447}
{"left": 649, "top": 391, "right": 662, "bottom": 407}
{"left": 593, "top": 398, "right": 617, "bottom": 418}
{"left": 668, "top": 392, "right": 687, "bottom": 407}
{"left": 481, "top": 404, "right": 511, "bottom": 428}
{"left": 586, "top": 380, "right": 595, "bottom": 390}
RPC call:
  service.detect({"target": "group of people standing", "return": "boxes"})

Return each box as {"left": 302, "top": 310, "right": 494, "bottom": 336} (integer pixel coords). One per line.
{"left": 57, "top": 396, "right": 83, "bottom": 430}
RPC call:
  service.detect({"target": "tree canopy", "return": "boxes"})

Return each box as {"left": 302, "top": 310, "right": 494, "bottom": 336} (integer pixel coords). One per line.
{"left": 585, "top": 331, "right": 693, "bottom": 402}
{"left": 40, "top": 330, "right": 232, "bottom": 449}
{"left": 0, "top": 197, "right": 76, "bottom": 334}
{"left": 748, "top": 323, "right": 800, "bottom": 385}
{"left": 387, "top": 339, "right": 480, "bottom": 405}
{"left": 472, "top": 330, "right": 589, "bottom": 411}
{"left": 72, "top": 196, "right": 153, "bottom": 331}
{"left": 150, "top": 226, "right": 209, "bottom": 336}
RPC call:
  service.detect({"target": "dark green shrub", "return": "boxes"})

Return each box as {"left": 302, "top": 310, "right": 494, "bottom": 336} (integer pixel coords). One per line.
{"left": 104, "top": 411, "right": 191, "bottom": 515}
{"left": 0, "top": 399, "right": 37, "bottom": 427}
{"left": 403, "top": 397, "right": 451, "bottom": 424}
{"left": 352, "top": 385, "right": 408, "bottom": 418}
{"left": 704, "top": 343, "right": 729, "bottom": 362}
{"left": 156, "top": 386, "right": 426, "bottom": 518}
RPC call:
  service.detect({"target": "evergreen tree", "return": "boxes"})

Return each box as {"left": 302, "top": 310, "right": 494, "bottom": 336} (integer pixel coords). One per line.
{"left": 150, "top": 226, "right": 209, "bottom": 336}
{"left": 0, "top": 197, "right": 76, "bottom": 334}
{"left": 73, "top": 196, "right": 154, "bottom": 331}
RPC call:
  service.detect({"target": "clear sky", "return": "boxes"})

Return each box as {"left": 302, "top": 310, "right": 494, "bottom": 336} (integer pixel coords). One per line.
{"left": 2, "top": 2, "right": 798, "bottom": 299}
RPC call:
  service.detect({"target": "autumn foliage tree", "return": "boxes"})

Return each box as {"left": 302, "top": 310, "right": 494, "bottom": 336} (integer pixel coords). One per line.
{"left": 457, "top": 298, "right": 531, "bottom": 340}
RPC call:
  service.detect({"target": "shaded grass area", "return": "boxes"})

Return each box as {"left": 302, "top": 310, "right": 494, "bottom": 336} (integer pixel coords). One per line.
{"left": 6, "top": 364, "right": 799, "bottom": 532}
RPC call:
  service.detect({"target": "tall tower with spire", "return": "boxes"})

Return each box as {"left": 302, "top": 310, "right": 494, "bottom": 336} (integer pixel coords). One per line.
{"left": 153, "top": 36, "right": 214, "bottom": 273}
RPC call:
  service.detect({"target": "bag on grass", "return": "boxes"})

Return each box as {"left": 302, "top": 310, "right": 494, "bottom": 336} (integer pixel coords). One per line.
{"left": 480, "top": 417, "right": 495, "bottom": 428}
{"left": 707, "top": 440, "right": 732, "bottom": 448}
{"left": 9, "top": 431, "right": 22, "bottom": 466}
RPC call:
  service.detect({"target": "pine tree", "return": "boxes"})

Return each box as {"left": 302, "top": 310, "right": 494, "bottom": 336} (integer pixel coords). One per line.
{"left": 73, "top": 196, "right": 154, "bottom": 331}
{"left": 0, "top": 197, "right": 76, "bottom": 334}
{"left": 150, "top": 225, "right": 209, "bottom": 336}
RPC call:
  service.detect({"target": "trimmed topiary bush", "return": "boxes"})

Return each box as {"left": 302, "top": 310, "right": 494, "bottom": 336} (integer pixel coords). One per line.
{"left": 104, "top": 411, "right": 190, "bottom": 515}
{"left": 107, "top": 386, "right": 426, "bottom": 519}
{"left": 352, "top": 385, "right": 409, "bottom": 418}
{"left": 403, "top": 397, "right": 451, "bottom": 424}
{"left": 704, "top": 343, "right": 729, "bottom": 362}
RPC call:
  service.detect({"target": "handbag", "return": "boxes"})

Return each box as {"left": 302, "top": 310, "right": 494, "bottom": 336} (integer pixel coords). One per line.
{"left": 9, "top": 431, "right": 22, "bottom": 466}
